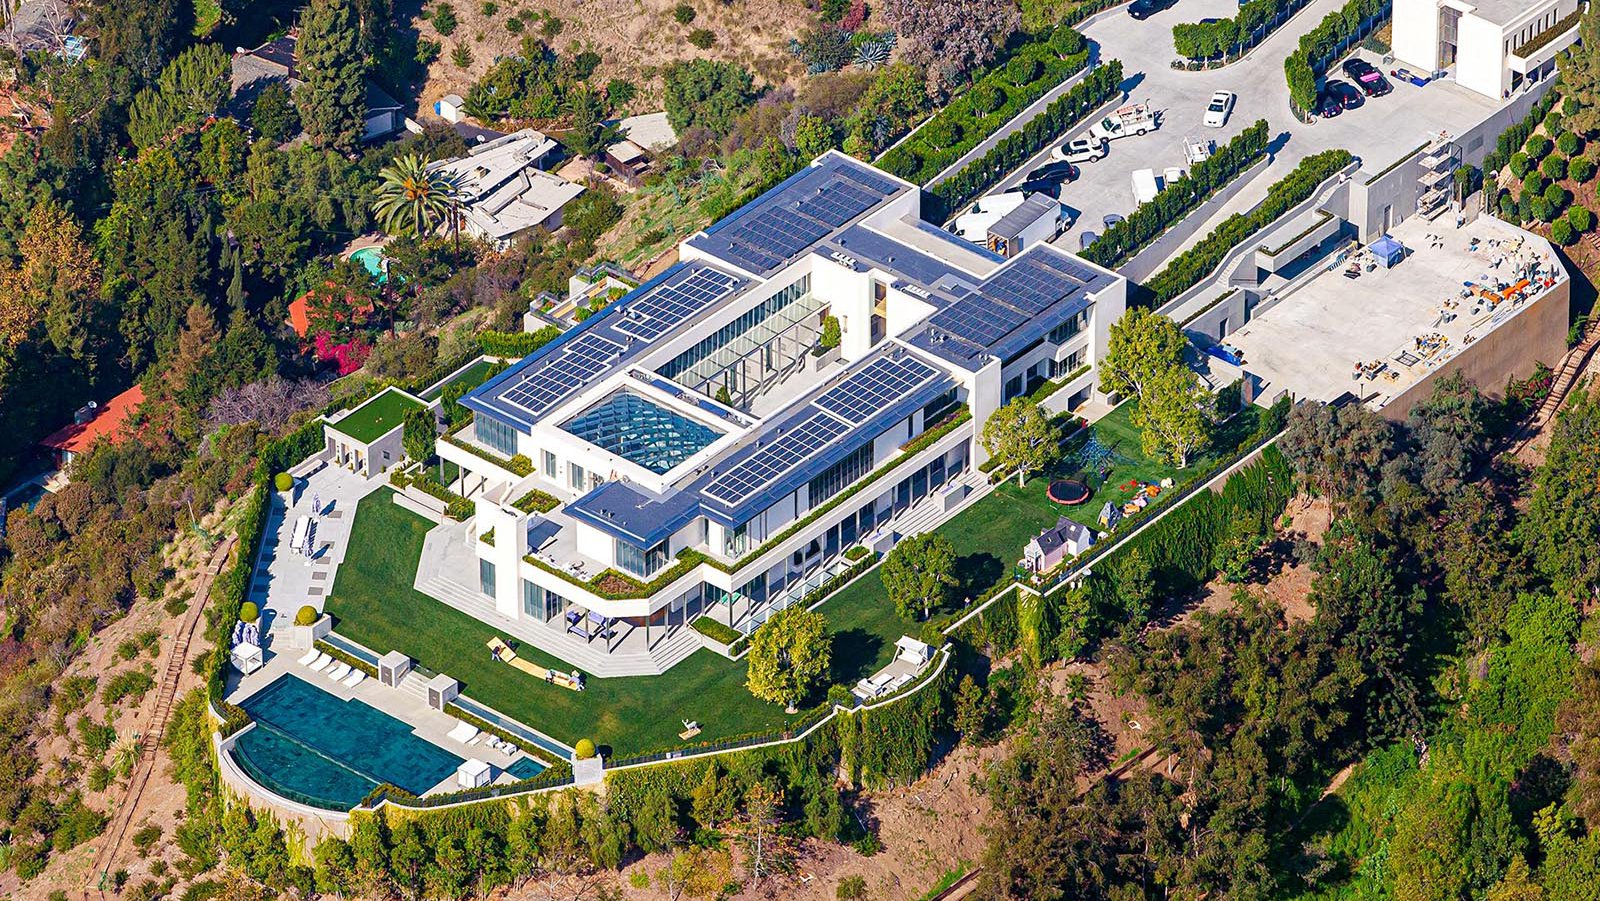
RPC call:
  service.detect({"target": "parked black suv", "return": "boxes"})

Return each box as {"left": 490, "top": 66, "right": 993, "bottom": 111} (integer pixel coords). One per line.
{"left": 1322, "top": 78, "right": 1364, "bottom": 112}
{"left": 1341, "top": 58, "right": 1393, "bottom": 96}
{"left": 1128, "top": 0, "right": 1177, "bottom": 19}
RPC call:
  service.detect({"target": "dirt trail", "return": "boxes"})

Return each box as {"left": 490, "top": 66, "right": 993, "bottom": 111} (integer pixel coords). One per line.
{"left": 82, "top": 535, "right": 237, "bottom": 900}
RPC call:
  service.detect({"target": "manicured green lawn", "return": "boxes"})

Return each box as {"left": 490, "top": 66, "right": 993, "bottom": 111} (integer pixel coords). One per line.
{"left": 329, "top": 388, "right": 425, "bottom": 444}
{"left": 325, "top": 491, "right": 896, "bottom": 756}
{"left": 421, "top": 359, "right": 496, "bottom": 400}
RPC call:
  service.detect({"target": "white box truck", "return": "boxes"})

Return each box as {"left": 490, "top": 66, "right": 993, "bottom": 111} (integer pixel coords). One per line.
{"left": 1131, "top": 168, "right": 1160, "bottom": 204}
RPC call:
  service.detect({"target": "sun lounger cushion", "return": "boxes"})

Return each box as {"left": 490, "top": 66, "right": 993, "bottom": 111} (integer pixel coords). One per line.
{"left": 325, "top": 662, "right": 351, "bottom": 681}
{"left": 448, "top": 721, "right": 480, "bottom": 744}
{"left": 341, "top": 669, "right": 366, "bottom": 688}
{"left": 297, "top": 649, "right": 320, "bottom": 666}
{"left": 307, "top": 652, "right": 332, "bottom": 671}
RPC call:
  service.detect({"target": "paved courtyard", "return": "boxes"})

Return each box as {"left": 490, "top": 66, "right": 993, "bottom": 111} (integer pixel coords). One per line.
{"left": 249, "top": 463, "right": 385, "bottom": 633}
{"left": 984, "top": 0, "right": 1503, "bottom": 258}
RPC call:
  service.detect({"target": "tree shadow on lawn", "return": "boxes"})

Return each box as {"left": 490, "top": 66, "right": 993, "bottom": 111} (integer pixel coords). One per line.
{"left": 831, "top": 628, "right": 885, "bottom": 685}
{"left": 954, "top": 551, "right": 1005, "bottom": 602}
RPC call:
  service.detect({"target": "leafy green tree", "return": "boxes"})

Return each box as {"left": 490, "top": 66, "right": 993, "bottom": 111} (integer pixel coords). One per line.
{"left": 980, "top": 397, "right": 1059, "bottom": 486}
{"left": 1527, "top": 383, "right": 1600, "bottom": 601}
{"left": 1559, "top": 5, "right": 1600, "bottom": 137}
{"left": 663, "top": 59, "right": 755, "bottom": 137}
{"left": 372, "top": 155, "right": 462, "bottom": 237}
{"left": 128, "top": 44, "right": 233, "bottom": 150}
{"left": 1133, "top": 364, "right": 1210, "bottom": 468}
{"left": 402, "top": 405, "right": 436, "bottom": 462}
{"left": 1099, "top": 306, "right": 1188, "bottom": 401}
{"left": 881, "top": 532, "right": 957, "bottom": 620}
{"left": 793, "top": 114, "right": 834, "bottom": 159}
{"left": 251, "top": 82, "right": 301, "bottom": 143}
{"left": 745, "top": 606, "right": 832, "bottom": 709}
{"left": 1279, "top": 399, "right": 1395, "bottom": 507}
{"left": 562, "top": 87, "right": 620, "bottom": 159}
{"left": 297, "top": 0, "right": 368, "bottom": 152}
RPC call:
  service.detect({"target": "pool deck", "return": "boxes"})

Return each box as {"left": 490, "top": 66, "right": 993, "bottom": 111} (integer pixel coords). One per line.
{"left": 250, "top": 464, "right": 385, "bottom": 633}
{"left": 225, "top": 638, "right": 550, "bottom": 805}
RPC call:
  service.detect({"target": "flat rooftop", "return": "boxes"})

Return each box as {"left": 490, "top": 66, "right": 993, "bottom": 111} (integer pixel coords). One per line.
{"left": 1226, "top": 215, "right": 1566, "bottom": 409}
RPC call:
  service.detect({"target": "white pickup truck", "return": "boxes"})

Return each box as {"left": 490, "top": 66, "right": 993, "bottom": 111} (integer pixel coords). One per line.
{"left": 1089, "top": 102, "right": 1159, "bottom": 142}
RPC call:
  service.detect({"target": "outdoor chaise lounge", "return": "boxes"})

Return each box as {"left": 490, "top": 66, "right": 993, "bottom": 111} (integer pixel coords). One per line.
{"left": 305, "top": 651, "right": 332, "bottom": 671}
{"left": 447, "top": 721, "right": 480, "bottom": 744}
{"left": 340, "top": 669, "right": 366, "bottom": 688}
{"left": 326, "top": 662, "right": 352, "bottom": 681}
{"left": 296, "top": 648, "right": 321, "bottom": 667}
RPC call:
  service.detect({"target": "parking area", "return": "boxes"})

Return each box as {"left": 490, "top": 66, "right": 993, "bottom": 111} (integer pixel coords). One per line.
{"left": 982, "top": 0, "right": 1504, "bottom": 257}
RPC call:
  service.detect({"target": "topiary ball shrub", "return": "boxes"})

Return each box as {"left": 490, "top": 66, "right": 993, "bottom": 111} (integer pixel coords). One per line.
{"left": 1050, "top": 25, "right": 1086, "bottom": 59}
{"left": 295, "top": 605, "right": 318, "bottom": 626}
{"left": 274, "top": 472, "right": 293, "bottom": 492}
{"left": 1005, "top": 54, "right": 1042, "bottom": 86}
{"left": 1569, "top": 204, "right": 1594, "bottom": 233}
{"left": 239, "top": 602, "right": 259, "bottom": 623}
{"left": 1544, "top": 181, "right": 1570, "bottom": 212}
{"left": 574, "top": 738, "right": 597, "bottom": 759}
{"left": 1508, "top": 151, "right": 1531, "bottom": 179}
{"left": 1571, "top": 156, "right": 1597, "bottom": 183}
{"left": 970, "top": 82, "right": 1006, "bottom": 115}
{"left": 1499, "top": 192, "right": 1519, "bottom": 221}
{"left": 1559, "top": 131, "right": 1583, "bottom": 157}
{"left": 1552, "top": 217, "right": 1576, "bottom": 246}
{"left": 1543, "top": 155, "right": 1568, "bottom": 181}
{"left": 1526, "top": 134, "right": 1553, "bottom": 161}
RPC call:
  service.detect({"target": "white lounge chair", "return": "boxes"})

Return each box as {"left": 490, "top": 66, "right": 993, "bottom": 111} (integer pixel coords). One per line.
{"left": 447, "top": 721, "right": 480, "bottom": 744}
{"left": 340, "top": 669, "right": 366, "bottom": 688}
{"left": 305, "top": 652, "right": 332, "bottom": 671}
{"left": 325, "top": 662, "right": 352, "bottom": 681}
{"left": 297, "top": 649, "right": 321, "bottom": 666}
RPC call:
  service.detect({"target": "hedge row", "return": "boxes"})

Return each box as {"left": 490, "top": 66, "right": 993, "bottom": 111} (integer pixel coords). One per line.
{"left": 926, "top": 60, "right": 1125, "bottom": 221}
{"left": 1284, "top": 0, "right": 1391, "bottom": 112}
{"left": 1173, "top": 0, "right": 1308, "bottom": 62}
{"left": 1145, "top": 148, "right": 1354, "bottom": 304}
{"left": 878, "top": 28, "right": 1090, "bottom": 185}
{"left": 1081, "top": 118, "right": 1271, "bottom": 271}
{"left": 392, "top": 469, "right": 475, "bottom": 520}
{"left": 479, "top": 325, "right": 561, "bottom": 358}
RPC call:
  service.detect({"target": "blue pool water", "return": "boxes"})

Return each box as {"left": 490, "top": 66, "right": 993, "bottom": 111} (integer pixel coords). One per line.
{"left": 231, "top": 675, "right": 463, "bottom": 810}
{"left": 506, "top": 757, "right": 547, "bottom": 780}
{"left": 350, "top": 247, "right": 388, "bottom": 283}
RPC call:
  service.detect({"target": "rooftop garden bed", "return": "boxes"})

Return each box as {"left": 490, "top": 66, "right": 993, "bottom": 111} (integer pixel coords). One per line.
{"left": 328, "top": 387, "right": 426, "bottom": 444}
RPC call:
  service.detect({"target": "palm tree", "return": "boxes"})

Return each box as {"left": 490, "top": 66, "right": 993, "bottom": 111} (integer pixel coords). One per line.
{"left": 371, "top": 154, "right": 462, "bottom": 237}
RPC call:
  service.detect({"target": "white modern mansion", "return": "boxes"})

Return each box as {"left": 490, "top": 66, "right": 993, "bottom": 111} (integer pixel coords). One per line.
{"left": 433, "top": 152, "right": 1126, "bottom": 673}
{"left": 1393, "top": 0, "right": 1582, "bottom": 99}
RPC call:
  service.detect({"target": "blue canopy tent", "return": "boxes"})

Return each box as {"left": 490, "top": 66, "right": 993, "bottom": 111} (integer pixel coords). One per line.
{"left": 1370, "top": 235, "right": 1407, "bottom": 268}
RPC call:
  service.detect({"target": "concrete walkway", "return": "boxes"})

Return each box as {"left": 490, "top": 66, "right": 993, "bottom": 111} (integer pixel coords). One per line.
{"left": 250, "top": 463, "right": 385, "bottom": 632}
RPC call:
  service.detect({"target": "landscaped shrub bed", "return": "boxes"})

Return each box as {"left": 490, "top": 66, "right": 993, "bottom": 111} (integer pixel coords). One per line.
{"left": 1173, "top": 0, "right": 1309, "bottom": 63}
{"left": 512, "top": 487, "right": 560, "bottom": 513}
{"left": 692, "top": 615, "right": 743, "bottom": 646}
{"left": 878, "top": 27, "right": 1090, "bottom": 185}
{"left": 1284, "top": 0, "right": 1390, "bottom": 113}
{"left": 925, "top": 61, "right": 1123, "bottom": 221}
{"left": 1082, "top": 119, "right": 1271, "bottom": 270}
{"left": 392, "top": 469, "right": 475, "bottom": 520}
{"left": 478, "top": 325, "right": 561, "bottom": 358}
{"left": 1144, "top": 149, "right": 1354, "bottom": 304}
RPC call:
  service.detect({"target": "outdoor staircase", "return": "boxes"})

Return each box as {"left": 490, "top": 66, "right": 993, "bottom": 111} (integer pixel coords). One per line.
{"left": 413, "top": 567, "right": 706, "bottom": 677}
{"left": 1512, "top": 320, "right": 1600, "bottom": 451}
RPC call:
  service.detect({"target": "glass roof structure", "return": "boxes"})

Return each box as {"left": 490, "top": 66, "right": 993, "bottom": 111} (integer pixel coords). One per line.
{"left": 562, "top": 391, "right": 724, "bottom": 475}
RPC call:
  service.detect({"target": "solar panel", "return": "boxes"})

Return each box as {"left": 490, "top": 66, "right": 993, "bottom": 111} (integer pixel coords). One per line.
{"left": 979, "top": 255, "right": 1086, "bottom": 316}
{"left": 499, "top": 333, "right": 625, "bottom": 419}
{"left": 815, "top": 355, "right": 942, "bottom": 425}
{"left": 928, "top": 301, "right": 1026, "bottom": 347}
{"left": 794, "top": 180, "right": 875, "bottom": 227}
{"left": 703, "top": 412, "right": 850, "bottom": 505}
{"left": 614, "top": 266, "right": 743, "bottom": 342}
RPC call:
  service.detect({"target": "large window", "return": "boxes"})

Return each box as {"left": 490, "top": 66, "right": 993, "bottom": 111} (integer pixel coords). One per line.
{"left": 807, "top": 443, "right": 872, "bottom": 508}
{"left": 616, "top": 538, "right": 670, "bottom": 577}
{"left": 542, "top": 449, "right": 557, "bottom": 477}
{"left": 569, "top": 462, "right": 586, "bottom": 491}
{"left": 522, "top": 580, "right": 567, "bottom": 621}
{"left": 475, "top": 415, "right": 519, "bottom": 457}
{"left": 479, "top": 559, "right": 496, "bottom": 598}
{"left": 1049, "top": 310, "right": 1088, "bottom": 345}
{"left": 724, "top": 522, "right": 749, "bottom": 557}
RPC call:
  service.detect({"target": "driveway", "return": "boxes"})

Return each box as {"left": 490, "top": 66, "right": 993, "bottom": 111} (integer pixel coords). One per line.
{"left": 971, "top": 0, "right": 1502, "bottom": 259}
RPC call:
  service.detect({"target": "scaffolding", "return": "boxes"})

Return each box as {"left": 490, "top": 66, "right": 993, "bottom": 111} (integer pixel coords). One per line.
{"left": 669, "top": 291, "right": 828, "bottom": 409}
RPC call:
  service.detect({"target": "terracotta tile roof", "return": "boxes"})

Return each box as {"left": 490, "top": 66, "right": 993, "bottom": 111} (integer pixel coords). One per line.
{"left": 39, "top": 385, "right": 145, "bottom": 454}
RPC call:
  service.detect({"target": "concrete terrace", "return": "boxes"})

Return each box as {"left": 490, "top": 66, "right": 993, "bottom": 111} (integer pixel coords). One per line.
{"left": 1225, "top": 215, "right": 1565, "bottom": 407}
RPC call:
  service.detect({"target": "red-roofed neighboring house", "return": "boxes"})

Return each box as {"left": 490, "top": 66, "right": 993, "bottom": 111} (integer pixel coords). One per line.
{"left": 39, "top": 385, "right": 145, "bottom": 468}
{"left": 286, "top": 286, "right": 376, "bottom": 340}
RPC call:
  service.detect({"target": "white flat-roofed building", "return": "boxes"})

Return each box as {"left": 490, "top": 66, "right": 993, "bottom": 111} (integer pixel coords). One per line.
{"left": 429, "top": 152, "right": 1126, "bottom": 676}
{"left": 429, "top": 129, "right": 584, "bottom": 247}
{"left": 1393, "top": 0, "right": 1581, "bottom": 99}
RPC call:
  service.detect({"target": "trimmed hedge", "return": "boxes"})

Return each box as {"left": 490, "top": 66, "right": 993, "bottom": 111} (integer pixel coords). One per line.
{"left": 479, "top": 325, "right": 561, "bottom": 358}
{"left": 1284, "top": 0, "right": 1391, "bottom": 113}
{"left": 1082, "top": 119, "right": 1271, "bottom": 271}
{"left": 879, "top": 26, "right": 1090, "bottom": 185}
{"left": 392, "top": 469, "right": 475, "bottom": 520}
{"left": 1145, "top": 149, "right": 1354, "bottom": 305}
{"left": 1173, "top": 0, "right": 1308, "bottom": 62}
{"left": 927, "top": 60, "right": 1124, "bottom": 221}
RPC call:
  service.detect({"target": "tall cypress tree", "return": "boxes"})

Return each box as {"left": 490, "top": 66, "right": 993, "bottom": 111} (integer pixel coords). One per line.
{"left": 296, "top": 0, "right": 366, "bottom": 153}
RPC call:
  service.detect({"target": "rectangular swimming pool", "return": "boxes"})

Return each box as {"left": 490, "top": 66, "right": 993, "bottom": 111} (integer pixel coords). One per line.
{"left": 231, "top": 674, "right": 464, "bottom": 810}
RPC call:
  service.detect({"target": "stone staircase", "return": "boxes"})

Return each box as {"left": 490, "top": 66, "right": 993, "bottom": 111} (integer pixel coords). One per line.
{"left": 414, "top": 565, "right": 706, "bottom": 677}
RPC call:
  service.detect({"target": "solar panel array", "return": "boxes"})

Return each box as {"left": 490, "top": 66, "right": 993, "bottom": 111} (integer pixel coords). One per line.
{"left": 978, "top": 254, "right": 1088, "bottom": 315}
{"left": 500, "top": 333, "right": 626, "bottom": 419}
{"left": 815, "top": 355, "right": 942, "bottom": 424}
{"left": 929, "top": 251, "right": 1096, "bottom": 349}
{"left": 928, "top": 302, "right": 1027, "bottom": 347}
{"left": 706, "top": 164, "right": 901, "bottom": 275}
{"left": 702, "top": 411, "right": 850, "bottom": 504}
{"left": 614, "top": 266, "right": 743, "bottom": 342}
